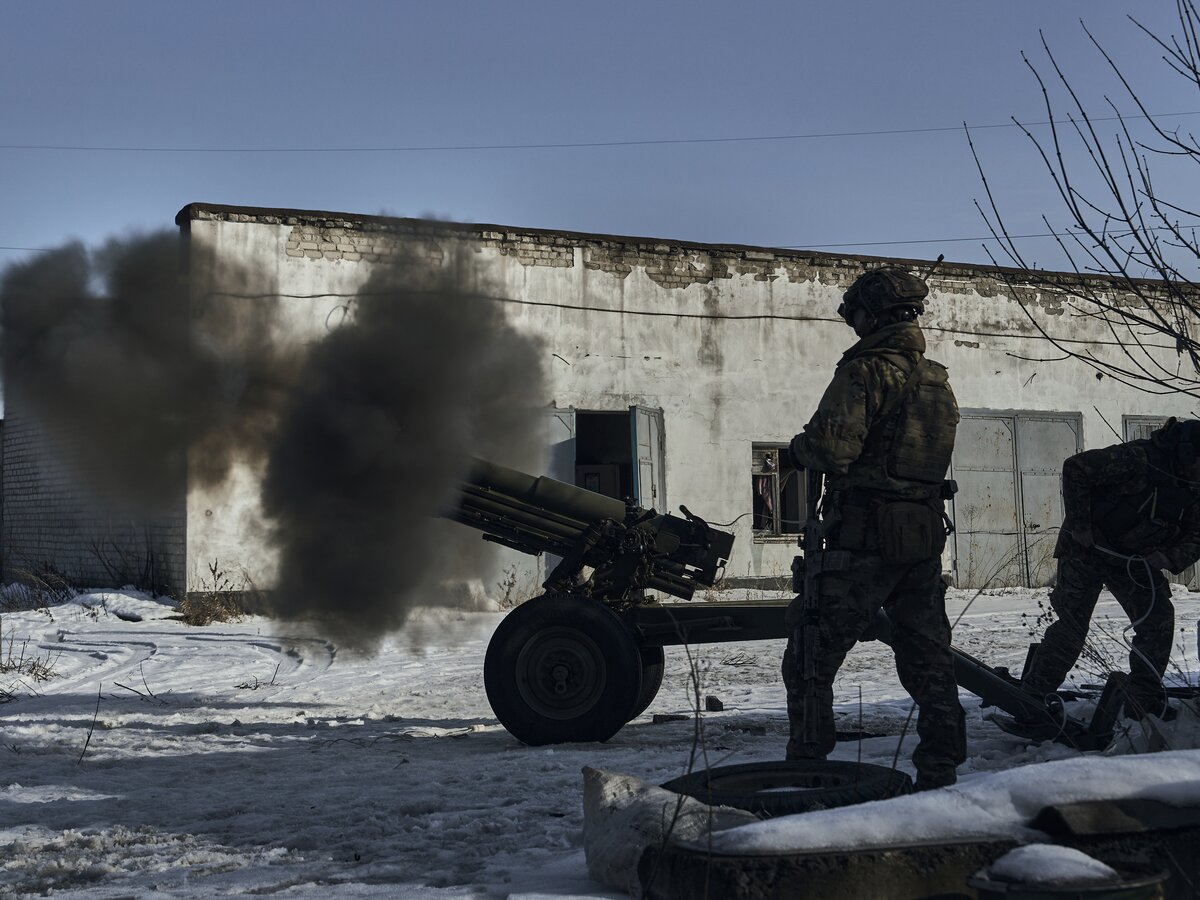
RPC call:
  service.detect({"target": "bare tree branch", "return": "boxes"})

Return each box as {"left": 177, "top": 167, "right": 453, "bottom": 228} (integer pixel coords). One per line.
{"left": 969, "top": 2, "right": 1200, "bottom": 397}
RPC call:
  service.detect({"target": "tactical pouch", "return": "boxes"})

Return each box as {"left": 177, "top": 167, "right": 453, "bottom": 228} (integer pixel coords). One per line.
{"left": 836, "top": 503, "right": 870, "bottom": 550}
{"left": 877, "top": 502, "right": 945, "bottom": 565}
{"left": 790, "top": 555, "right": 806, "bottom": 595}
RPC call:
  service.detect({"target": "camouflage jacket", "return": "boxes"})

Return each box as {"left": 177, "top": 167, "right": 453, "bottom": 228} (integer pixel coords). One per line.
{"left": 790, "top": 322, "right": 956, "bottom": 500}
{"left": 1059, "top": 439, "right": 1200, "bottom": 571}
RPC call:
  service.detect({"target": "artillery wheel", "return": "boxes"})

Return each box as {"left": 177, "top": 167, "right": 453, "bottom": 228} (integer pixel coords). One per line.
{"left": 630, "top": 644, "right": 665, "bottom": 719}
{"left": 484, "top": 592, "right": 642, "bottom": 745}
{"left": 661, "top": 760, "right": 912, "bottom": 817}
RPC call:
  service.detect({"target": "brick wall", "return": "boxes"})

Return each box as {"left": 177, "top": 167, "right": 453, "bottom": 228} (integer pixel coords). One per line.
{"left": 0, "top": 410, "right": 186, "bottom": 596}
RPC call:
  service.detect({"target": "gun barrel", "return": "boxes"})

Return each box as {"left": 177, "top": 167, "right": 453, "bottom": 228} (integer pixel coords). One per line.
{"left": 443, "top": 457, "right": 734, "bottom": 602}
{"left": 448, "top": 487, "right": 582, "bottom": 557}
{"left": 446, "top": 458, "right": 632, "bottom": 559}
{"left": 464, "top": 458, "right": 627, "bottom": 525}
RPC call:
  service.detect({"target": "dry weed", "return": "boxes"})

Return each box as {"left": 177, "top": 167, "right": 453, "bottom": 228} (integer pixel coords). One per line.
{"left": 1, "top": 567, "right": 76, "bottom": 611}
{"left": 0, "top": 617, "right": 59, "bottom": 696}
{"left": 178, "top": 592, "right": 245, "bottom": 626}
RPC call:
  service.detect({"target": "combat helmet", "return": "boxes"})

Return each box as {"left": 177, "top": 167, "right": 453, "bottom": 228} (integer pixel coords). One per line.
{"left": 838, "top": 266, "right": 930, "bottom": 326}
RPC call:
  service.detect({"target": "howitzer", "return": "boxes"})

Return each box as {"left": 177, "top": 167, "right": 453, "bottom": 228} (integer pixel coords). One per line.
{"left": 448, "top": 457, "right": 733, "bottom": 604}
{"left": 450, "top": 458, "right": 1126, "bottom": 750}
{"left": 446, "top": 457, "right": 744, "bottom": 745}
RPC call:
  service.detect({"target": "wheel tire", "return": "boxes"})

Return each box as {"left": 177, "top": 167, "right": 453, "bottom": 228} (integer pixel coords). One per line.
{"left": 660, "top": 760, "right": 913, "bottom": 817}
{"left": 629, "top": 644, "right": 665, "bottom": 719}
{"left": 484, "top": 592, "right": 642, "bottom": 745}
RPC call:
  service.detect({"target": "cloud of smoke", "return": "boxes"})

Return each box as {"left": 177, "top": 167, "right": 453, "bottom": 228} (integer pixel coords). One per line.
{"left": 0, "top": 232, "right": 292, "bottom": 515}
{"left": 2, "top": 232, "right": 546, "bottom": 649}
{"left": 259, "top": 252, "right": 547, "bottom": 650}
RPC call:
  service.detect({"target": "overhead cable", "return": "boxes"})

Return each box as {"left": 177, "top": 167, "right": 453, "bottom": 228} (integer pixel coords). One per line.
{"left": 1, "top": 111, "right": 1198, "bottom": 154}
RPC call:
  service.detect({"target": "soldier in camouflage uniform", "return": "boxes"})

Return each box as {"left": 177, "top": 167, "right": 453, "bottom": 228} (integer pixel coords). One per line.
{"left": 1020, "top": 418, "right": 1200, "bottom": 721}
{"left": 783, "top": 266, "right": 966, "bottom": 791}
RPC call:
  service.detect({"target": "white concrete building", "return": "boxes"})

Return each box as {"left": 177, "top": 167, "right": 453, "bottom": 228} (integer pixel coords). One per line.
{"left": 2, "top": 203, "right": 1191, "bottom": 598}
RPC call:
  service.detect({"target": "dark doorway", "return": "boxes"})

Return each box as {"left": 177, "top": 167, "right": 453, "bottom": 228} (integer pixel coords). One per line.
{"left": 575, "top": 412, "right": 632, "bottom": 501}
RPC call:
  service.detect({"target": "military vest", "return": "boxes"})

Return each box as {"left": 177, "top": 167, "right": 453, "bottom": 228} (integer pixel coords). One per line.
{"left": 1092, "top": 442, "right": 1200, "bottom": 552}
{"left": 858, "top": 351, "right": 959, "bottom": 490}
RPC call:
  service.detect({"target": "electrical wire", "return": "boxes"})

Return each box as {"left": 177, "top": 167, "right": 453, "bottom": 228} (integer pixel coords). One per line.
{"left": 2, "top": 110, "right": 1197, "bottom": 154}
{"left": 1092, "top": 543, "right": 1169, "bottom": 719}
{"left": 187, "top": 289, "right": 1178, "bottom": 351}
{"left": 786, "top": 223, "right": 1200, "bottom": 250}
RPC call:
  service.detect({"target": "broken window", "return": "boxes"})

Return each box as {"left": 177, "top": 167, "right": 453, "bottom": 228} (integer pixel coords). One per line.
{"left": 752, "top": 445, "right": 803, "bottom": 537}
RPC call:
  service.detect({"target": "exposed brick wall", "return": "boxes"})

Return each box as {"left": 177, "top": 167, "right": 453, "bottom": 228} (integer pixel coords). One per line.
{"left": 282, "top": 222, "right": 575, "bottom": 270}
{"left": 285, "top": 225, "right": 446, "bottom": 266}
{"left": 180, "top": 203, "right": 1182, "bottom": 309}
{"left": 184, "top": 204, "right": 999, "bottom": 300}
{"left": 0, "top": 411, "right": 185, "bottom": 596}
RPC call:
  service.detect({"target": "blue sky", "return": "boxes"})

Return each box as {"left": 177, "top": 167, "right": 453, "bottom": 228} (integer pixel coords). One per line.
{"left": 3, "top": 1, "right": 1196, "bottom": 272}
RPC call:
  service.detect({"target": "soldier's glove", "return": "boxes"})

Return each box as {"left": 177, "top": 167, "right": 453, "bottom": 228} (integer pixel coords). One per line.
{"left": 787, "top": 435, "right": 806, "bottom": 472}
{"left": 1144, "top": 551, "right": 1171, "bottom": 572}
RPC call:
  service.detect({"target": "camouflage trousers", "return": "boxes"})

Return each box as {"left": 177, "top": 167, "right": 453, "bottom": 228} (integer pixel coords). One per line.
{"left": 1022, "top": 549, "right": 1175, "bottom": 715}
{"left": 782, "top": 553, "right": 966, "bottom": 783}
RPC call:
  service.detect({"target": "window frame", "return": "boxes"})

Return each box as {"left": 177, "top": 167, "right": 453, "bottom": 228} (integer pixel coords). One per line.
{"left": 751, "top": 443, "right": 803, "bottom": 542}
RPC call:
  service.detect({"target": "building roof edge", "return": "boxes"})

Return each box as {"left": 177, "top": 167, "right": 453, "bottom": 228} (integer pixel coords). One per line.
{"left": 172, "top": 202, "right": 1162, "bottom": 288}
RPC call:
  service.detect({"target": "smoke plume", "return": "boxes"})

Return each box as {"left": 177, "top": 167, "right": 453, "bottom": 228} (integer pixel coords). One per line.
{"left": 0, "top": 232, "right": 292, "bottom": 514}
{"left": 259, "top": 253, "right": 547, "bottom": 649}
{"left": 2, "top": 233, "right": 547, "bottom": 650}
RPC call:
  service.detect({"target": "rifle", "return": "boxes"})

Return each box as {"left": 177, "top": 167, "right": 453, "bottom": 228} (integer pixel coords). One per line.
{"left": 788, "top": 468, "right": 849, "bottom": 750}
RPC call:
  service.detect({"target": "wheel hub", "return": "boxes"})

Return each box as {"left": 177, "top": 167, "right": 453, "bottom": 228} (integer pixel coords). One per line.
{"left": 515, "top": 626, "right": 607, "bottom": 720}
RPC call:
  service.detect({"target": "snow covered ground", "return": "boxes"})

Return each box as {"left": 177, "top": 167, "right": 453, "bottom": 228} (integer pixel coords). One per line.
{"left": 1, "top": 585, "right": 1198, "bottom": 897}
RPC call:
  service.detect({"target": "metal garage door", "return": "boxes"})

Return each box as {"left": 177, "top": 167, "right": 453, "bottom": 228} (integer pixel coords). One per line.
{"left": 950, "top": 412, "right": 1082, "bottom": 588}
{"left": 951, "top": 416, "right": 1023, "bottom": 587}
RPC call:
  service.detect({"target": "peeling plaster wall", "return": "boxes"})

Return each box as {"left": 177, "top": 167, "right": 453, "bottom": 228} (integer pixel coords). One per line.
{"left": 180, "top": 205, "right": 1192, "bottom": 593}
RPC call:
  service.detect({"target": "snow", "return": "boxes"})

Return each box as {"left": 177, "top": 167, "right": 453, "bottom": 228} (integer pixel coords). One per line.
{"left": 985, "top": 844, "right": 1118, "bottom": 887}
{"left": 580, "top": 767, "right": 756, "bottom": 895}
{"left": 703, "top": 748, "right": 1200, "bottom": 855}
{"left": 0, "top": 585, "right": 1198, "bottom": 897}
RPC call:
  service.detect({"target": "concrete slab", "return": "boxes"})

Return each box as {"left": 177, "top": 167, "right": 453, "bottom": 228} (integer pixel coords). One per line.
{"left": 638, "top": 799, "right": 1200, "bottom": 900}
{"left": 638, "top": 837, "right": 1018, "bottom": 900}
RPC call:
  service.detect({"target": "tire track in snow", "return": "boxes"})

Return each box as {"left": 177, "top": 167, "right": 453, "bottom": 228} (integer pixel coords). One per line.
{"left": 179, "top": 633, "right": 338, "bottom": 683}
{"left": 27, "top": 634, "right": 160, "bottom": 699}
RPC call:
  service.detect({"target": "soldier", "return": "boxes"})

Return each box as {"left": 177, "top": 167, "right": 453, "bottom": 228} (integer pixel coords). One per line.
{"left": 783, "top": 266, "right": 966, "bottom": 791}
{"left": 1019, "top": 418, "right": 1200, "bottom": 723}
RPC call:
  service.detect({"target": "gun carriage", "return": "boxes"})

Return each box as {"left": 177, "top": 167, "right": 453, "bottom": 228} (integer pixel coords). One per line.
{"left": 450, "top": 459, "right": 1126, "bottom": 749}
{"left": 448, "top": 457, "right": 770, "bottom": 745}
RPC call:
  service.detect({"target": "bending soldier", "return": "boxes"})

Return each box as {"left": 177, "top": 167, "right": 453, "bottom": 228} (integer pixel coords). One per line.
{"left": 783, "top": 266, "right": 966, "bottom": 791}
{"left": 1020, "top": 418, "right": 1200, "bottom": 722}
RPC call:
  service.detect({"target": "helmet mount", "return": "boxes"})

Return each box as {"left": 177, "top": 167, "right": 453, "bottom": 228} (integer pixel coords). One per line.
{"left": 839, "top": 266, "right": 932, "bottom": 328}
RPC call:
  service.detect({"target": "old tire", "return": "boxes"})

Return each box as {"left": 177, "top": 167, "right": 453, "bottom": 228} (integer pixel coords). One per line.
{"left": 484, "top": 592, "right": 642, "bottom": 745}
{"left": 630, "top": 644, "right": 665, "bottom": 719}
{"left": 661, "top": 760, "right": 913, "bottom": 817}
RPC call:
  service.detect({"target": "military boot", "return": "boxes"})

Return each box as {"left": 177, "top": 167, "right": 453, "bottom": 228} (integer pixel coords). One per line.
{"left": 915, "top": 768, "right": 957, "bottom": 792}
{"left": 784, "top": 726, "right": 825, "bottom": 762}
{"left": 1005, "top": 693, "right": 1067, "bottom": 741}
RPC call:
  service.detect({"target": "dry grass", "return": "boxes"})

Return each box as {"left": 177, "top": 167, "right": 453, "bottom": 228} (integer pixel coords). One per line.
{"left": 177, "top": 559, "right": 255, "bottom": 625}
{"left": 1, "top": 568, "right": 76, "bottom": 611}
{"left": 0, "top": 618, "right": 59, "bottom": 701}
{"left": 177, "top": 591, "right": 245, "bottom": 626}
{"left": 495, "top": 564, "right": 539, "bottom": 610}
{"left": 0, "top": 570, "right": 69, "bottom": 701}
